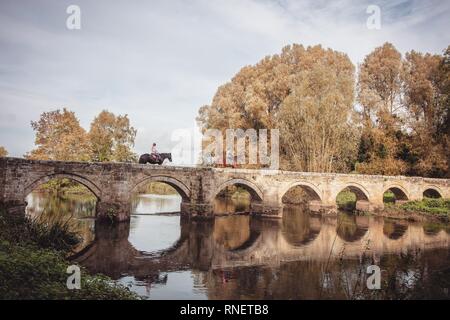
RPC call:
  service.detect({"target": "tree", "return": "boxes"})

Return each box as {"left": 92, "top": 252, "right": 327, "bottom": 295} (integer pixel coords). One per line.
{"left": 401, "top": 49, "right": 449, "bottom": 177}
{"left": 198, "top": 42, "right": 448, "bottom": 176}
{"left": 88, "top": 110, "right": 137, "bottom": 162}
{"left": 278, "top": 49, "right": 359, "bottom": 172}
{"left": 198, "top": 44, "right": 359, "bottom": 172}
{"left": 356, "top": 43, "right": 449, "bottom": 177}
{"left": 356, "top": 43, "right": 408, "bottom": 175}
{"left": 0, "top": 146, "right": 8, "bottom": 157}
{"left": 357, "top": 42, "right": 404, "bottom": 127}
{"left": 27, "top": 108, "right": 90, "bottom": 161}
{"left": 440, "top": 46, "right": 450, "bottom": 177}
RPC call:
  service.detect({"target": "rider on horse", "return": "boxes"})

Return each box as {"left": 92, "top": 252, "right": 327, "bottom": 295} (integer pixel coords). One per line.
{"left": 151, "top": 143, "right": 161, "bottom": 162}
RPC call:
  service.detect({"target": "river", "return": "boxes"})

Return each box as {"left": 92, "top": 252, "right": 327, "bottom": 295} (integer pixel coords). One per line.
{"left": 25, "top": 192, "right": 450, "bottom": 300}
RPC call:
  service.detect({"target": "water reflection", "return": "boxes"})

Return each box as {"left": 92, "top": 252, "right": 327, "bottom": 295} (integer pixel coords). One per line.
{"left": 26, "top": 192, "right": 450, "bottom": 299}
{"left": 282, "top": 205, "right": 321, "bottom": 246}
{"left": 214, "top": 216, "right": 251, "bottom": 250}
{"left": 26, "top": 192, "right": 96, "bottom": 251}
{"left": 213, "top": 196, "right": 251, "bottom": 214}
{"left": 128, "top": 214, "right": 181, "bottom": 253}
{"left": 26, "top": 192, "right": 96, "bottom": 218}
{"left": 132, "top": 194, "right": 181, "bottom": 214}
{"left": 383, "top": 220, "right": 408, "bottom": 240}
{"left": 336, "top": 214, "right": 369, "bottom": 242}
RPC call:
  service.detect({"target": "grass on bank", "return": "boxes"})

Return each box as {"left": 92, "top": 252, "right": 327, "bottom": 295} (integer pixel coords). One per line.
{"left": 396, "top": 198, "right": 450, "bottom": 218}
{"left": 0, "top": 210, "right": 139, "bottom": 300}
{"left": 384, "top": 190, "right": 449, "bottom": 221}
{"left": 337, "top": 190, "right": 449, "bottom": 219}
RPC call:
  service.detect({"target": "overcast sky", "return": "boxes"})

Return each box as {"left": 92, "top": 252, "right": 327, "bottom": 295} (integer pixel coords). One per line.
{"left": 0, "top": 0, "right": 449, "bottom": 161}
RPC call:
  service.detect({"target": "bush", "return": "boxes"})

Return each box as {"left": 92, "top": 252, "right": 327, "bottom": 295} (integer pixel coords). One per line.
{"left": 0, "top": 209, "right": 139, "bottom": 300}
{"left": 383, "top": 191, "right": 395, "bottom": 203}
{"left": 0, "top": 209, "right": 79, "bottom": 252}
{"left": 336, "top": 190, "right": 356, "bottom": 211}
{"left": 0, "top": 241, "right": 138, "bottom": 300}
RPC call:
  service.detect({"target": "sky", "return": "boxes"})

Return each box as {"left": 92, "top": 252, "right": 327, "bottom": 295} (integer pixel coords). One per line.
{"left": 0, "top": 0, "right": 449, "bottom": 162}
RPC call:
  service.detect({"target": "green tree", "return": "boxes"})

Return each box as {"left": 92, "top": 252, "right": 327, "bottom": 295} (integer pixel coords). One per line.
{"left": 88, "top": 110, "right": 137, "bottom": 162}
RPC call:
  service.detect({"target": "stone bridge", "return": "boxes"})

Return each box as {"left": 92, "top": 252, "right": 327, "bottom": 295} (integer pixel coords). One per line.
{"left": 0, "top": 157, "right": 449, "bottom": 222}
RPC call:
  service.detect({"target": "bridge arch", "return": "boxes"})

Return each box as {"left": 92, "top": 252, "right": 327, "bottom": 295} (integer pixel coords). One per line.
{"left": 131, "top": 176, "right": 191, "bottom": 201}
{"left": 24, "top": 173, "right": 101, "bottom": 199}
{"left": 335, "top": 182, "right": 371, "bottom": 211}
{"left": 383, "top": 184, "right": 409, "bottom": 202}
{"left": 279, "top": 181, "right": 322, "bottom": 205}
{"left": 211, "top": 178, "right": 264, "bottom": 202}
{"left": 336, "top": 182, "right": 370, "bottom": 201}
{"left": 423, "top": 185, "right": 443, "bottom": 199}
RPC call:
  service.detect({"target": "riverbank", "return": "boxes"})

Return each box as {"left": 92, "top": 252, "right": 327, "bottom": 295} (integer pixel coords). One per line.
{"left": 0, "top": 209, "right": 139, "bottom": 300}
{"left": 380, "top": 198, "right": 450, "bottom": 223}
{"left": 335, "top": 190, "right": 449, "bottom": 223}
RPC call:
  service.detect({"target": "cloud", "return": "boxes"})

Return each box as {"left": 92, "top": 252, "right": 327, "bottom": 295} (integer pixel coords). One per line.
{"left": 0, "top": 0, "right": 449, "bottom": 160}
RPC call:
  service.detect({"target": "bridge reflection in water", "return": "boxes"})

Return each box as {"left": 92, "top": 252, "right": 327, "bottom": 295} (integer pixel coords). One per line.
{"left": 67, "top": 202, "right": 450, "bottom": 299}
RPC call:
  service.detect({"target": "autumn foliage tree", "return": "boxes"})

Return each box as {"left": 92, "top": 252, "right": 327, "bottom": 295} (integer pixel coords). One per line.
{"left": 0, "top": 146, "right": 8, "bottom": 157}
{"left": 88, "top": 110, "right": 137, "bottom": 162}
{"left": 27, "top": 109, "right": 137, "bottom": 163}
{"left": 356, "top": 43, "right": 407, "bottom": 175}
{"left": 356, "top": 42, "right": 449, "bottom": 177}
{"left": 402, "top": 50, "right": 448, "bottom": 177}
{"left": 440, "top": 46, "right": 450, "bottom": 178}
{"left": 198, "top": 42, "right": 448, "bottom": 177}
{"left": 278, "top": 48, "right": 358, "bottom": 172}
{"left": 27, "top": 108, "right": 91, "bottom": 161}
{"left": 198, "top": 44, "right": 359, "bottom": 172}
{"left": 26, "top": 109, "right": 138, "bottom": 193}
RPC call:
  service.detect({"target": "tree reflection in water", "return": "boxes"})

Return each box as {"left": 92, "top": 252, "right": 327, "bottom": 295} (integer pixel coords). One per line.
{"left": 26, "top": 193, "right": 450, "bottom": 300}
{"left": 383, "top": 220, "right": 408, "bottom": 240}
{"left": 336, "top": 213, "right": 369, "bottom": 242}
{"left": 26, "top": 192, "right": 96, "bottom": 251}
{"left": 282, "top": 205, "right": 321, "bottom": 246}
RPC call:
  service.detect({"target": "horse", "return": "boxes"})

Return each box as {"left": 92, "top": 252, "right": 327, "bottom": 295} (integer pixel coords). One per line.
{"left": 138, "top": 153, "right": 172, "bottom": 165}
